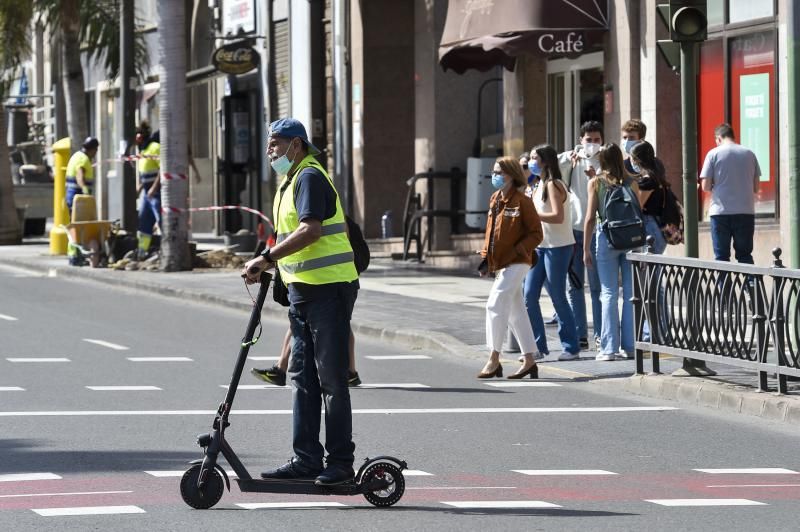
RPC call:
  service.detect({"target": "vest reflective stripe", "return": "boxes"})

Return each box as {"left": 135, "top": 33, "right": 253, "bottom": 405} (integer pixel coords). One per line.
{"left": 276, "top": 221, "right": 347, "bottom": 244}
{"left": 273, "top": 155, "right": 357, "bottom": 285}
{"left": 139, "top": 171, "right": 159, "bottom": 184}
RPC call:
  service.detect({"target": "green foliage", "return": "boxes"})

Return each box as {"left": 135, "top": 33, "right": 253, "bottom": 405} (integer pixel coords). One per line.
{"left": 0, "top": 0, "right": 33, "bottom": 95}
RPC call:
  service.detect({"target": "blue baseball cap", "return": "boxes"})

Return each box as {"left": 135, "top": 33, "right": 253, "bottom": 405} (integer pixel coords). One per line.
{"left": 268, "top": 118, "right": 321, "bottom": 155}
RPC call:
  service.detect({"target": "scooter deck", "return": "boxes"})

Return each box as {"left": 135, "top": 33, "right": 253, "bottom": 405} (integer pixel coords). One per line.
{"left": 236, "top": 477, "right": 363, "bottom": 496}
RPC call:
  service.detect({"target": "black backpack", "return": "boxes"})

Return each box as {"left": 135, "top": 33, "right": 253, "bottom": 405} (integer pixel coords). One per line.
{"left": 599, "top": 179, "right": 646, "bottom": 250}
{"left": 345, "top": 215, "right": 370, "bottom": 274}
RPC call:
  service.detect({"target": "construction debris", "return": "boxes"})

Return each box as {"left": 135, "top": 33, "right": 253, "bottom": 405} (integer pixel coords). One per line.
{"left": 108, "top": 248, "right": 246, "bottom": 271}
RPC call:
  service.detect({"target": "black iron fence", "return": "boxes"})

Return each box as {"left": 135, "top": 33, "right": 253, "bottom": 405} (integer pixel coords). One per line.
{"left": 628, "top": 244, "right": 800, "bottom": 394}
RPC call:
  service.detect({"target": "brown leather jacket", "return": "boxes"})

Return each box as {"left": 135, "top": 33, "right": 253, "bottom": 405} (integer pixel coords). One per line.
{"left": 480, "top": 187, "right": 543, "bottom": 273}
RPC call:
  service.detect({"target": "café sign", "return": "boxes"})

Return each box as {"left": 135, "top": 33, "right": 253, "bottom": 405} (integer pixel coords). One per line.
{"left": 212, "top": 42, "right": 259, "bottom": 75}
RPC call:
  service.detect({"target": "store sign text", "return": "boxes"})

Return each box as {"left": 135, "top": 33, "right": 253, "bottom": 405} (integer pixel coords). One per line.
{"left": 538, "top": 32, "right": 585, "bottom": 54}
{"left": 212, "top": 43, "right": 259, "bottom": 75}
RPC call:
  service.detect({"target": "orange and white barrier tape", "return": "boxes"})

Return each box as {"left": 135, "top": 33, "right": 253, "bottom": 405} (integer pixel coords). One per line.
{"left": 161, "top": 204, "right": 274, "bottom": 231}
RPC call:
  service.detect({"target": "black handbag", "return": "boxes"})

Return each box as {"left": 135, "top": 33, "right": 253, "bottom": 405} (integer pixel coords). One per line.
{"left": 272, "top": 267, "right": 290, "bottom": 307}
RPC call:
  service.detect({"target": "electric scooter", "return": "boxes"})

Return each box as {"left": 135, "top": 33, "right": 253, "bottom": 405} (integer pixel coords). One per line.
{"left": 180, "top": 272, "right": 407, "bottom": 509}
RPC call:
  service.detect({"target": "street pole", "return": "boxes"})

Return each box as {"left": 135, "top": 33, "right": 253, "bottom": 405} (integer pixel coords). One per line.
{"left": 332, "top": 0, "right": 352, "bottom": 212}
{"left": 119, "top": 0, "right": 137, "bottom": 232}
{"left": 677, "top": 39, "right": 714, "bottom": 376}
{"left": 789, "top": 0, "right": 800, "bottom": 268}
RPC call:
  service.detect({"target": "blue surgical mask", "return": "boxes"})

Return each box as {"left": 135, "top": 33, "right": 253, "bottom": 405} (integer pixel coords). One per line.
{"left": 528, "top": 160, "right": 542, "bottom": 176}
{"left": 622, "top": 138, "right": 639, "bottom": 154}
{"left": 631, "top": 161, "right": 641, "bottom": 174}
{"left": 491, "top": 173, "right": 505, "bottom": 190}
{"left": 270, "top": 143, "right": 297, "bottom": 175}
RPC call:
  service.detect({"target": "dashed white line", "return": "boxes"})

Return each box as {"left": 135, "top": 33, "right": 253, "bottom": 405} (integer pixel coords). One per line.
{"left": 707, "top": 484, "right": 800, "bottom": 488}
{"left": 0, "top": 473, "right": 62, "bottom": 482}
{"left": 145, "top": 470, "right": 237, "bottom": 478}
{"left": 354, "top": 383, "right": 431, "bottom": 389}
{"left": 513, "top": 470, "right": 618, "bottom": 476}
{"left": 484, "top": 382, "right": 562, "bottom": 388}
{"left": 646, "top": 499, "right": 767, "bottom": 507}
{"left": 442, "top": 501, "right": 561, "bottom": 509}
{"left": 248, "top": 356, "right": 280, "bottom": 361}
{"left": 0, "top": 386, "right": 25, "bottom": 391}
{"left": 0, "top": 313, "right": 18, "bottom": 321}
{"left": 365, "top": 355, "right": 432, "bottom": 360}
{"left": 237, "top": 502, "right": 347, "bottom": 509}
{"left": 126, "top": 357, "right": 193, "bottom": 362}
{"left": 220, "top": 384, "right": 285, "bottom": 390}
{"left": 85, "top": 386, "right": 162, "bottom": 391}
{"left": 403, "top": 470, "right": 434, "bottom": 476}
{"left": 694, "top": 468, "right": 798, "bottom": 474}
{"left": 82, "top": 339, "right": 129, "bottom": 351}
{"left": 407, "top": 486, "right": 515, "bottom": 491}
{"left": 6, "top": 358, "right": 70, "bottom": 363}
{"left": 32, "top": 505, "right": 146, "bottom": 516}
{"left": 1, "top": 490, "right": 132, "bottom": 499}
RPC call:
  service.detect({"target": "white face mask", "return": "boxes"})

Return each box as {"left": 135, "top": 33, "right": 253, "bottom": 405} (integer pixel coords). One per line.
{"left": 583, "top": 142, "right": 601, "bottom": 158}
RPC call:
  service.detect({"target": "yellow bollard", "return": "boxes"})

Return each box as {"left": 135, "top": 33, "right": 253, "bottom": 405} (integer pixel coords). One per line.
{"left": 49, "top": 137, "right": 71, "bottom": 255}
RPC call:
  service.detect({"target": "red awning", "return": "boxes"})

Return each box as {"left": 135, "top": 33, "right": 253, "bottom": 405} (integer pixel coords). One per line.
{"left": 439, "top": 0, "right": 609, "bottom": 73}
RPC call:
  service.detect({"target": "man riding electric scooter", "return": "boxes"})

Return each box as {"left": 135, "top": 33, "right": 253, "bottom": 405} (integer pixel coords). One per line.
{"left": 242, "top": 118, "right": 359, "bottom": 486}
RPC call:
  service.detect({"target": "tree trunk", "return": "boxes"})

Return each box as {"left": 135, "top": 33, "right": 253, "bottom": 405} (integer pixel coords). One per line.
{"left": 0, "top": 103, "right": 22, "bottom": 244}
{"left": 60, "top": 0, "right": 88, "bottom": 152}
{"left": 157, "top": 0, "right": 190, "bottom": 270}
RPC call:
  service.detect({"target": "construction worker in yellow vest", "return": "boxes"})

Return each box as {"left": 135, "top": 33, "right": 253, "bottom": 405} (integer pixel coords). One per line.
{"left": 135, "top": 121, "right": 161, "bottom": 259}
{"left": 65, "top": 137, "right": 99, "bottom": 214}
{"left": 242, "top": 118, "right": 359, "bottom": 486}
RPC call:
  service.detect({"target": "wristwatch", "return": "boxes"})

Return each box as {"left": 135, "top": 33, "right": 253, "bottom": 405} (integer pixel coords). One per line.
{"left": 261, "top": 247, "right": 274, "bottom": 263}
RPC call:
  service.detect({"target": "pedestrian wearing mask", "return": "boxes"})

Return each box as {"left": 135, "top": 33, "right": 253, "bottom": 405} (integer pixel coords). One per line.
{"left": 621, "top": 119, "right": 667, "bottom": 178}
{"left": 583, "top": 144, "right": 640, "bottom": 360}
{"left": 524, "top": 145, "right": 580, "bottom": 360}
{"left": 629, "top": 141, "right": 667, "bottom": 255}
{"left": 558, "top": 121, "right": 604, "bottom": 352}
{"left": 478, "top": 157, "right": 543, "bottom": 380}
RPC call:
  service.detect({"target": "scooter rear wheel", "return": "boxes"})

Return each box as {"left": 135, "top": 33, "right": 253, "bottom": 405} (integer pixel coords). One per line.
{"left": 180, "top": 464, "right": 224, "bottom": 509}
{"left": 361, "top": 462, "right": 405, "bottom": 507}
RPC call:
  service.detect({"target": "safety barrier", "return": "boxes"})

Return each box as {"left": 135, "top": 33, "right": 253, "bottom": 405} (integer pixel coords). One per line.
{"left": 628, "top": 241, "right": 800, "bottom": 394}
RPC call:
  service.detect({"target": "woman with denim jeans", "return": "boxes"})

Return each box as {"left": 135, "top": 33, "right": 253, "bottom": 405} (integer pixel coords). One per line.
{"left": 523, "top": 145, "right": 580, "bottom": 360}
{"left": 583, "top": 143, "right": 640, "bottom": 360}
{"left": 629, "top": 141, "right": 667, "bottom": 255}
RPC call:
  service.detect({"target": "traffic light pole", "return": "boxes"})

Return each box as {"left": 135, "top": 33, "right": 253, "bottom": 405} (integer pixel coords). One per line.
{"left": 119, "top": 0, "right": 137, "bottom": 232}
{"left": 789, "top": 0, "right": 800, "bottom": 268}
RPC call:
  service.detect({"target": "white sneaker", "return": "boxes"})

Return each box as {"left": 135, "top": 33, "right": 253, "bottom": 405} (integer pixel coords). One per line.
{"left": 595, "top": 353, "right": 616, "bottom": 361}
{"left": 618, "top": 351, "right": 634, "bottom": 360}
{"left": 558, "top": 352, "right": 580, "bottom": 361}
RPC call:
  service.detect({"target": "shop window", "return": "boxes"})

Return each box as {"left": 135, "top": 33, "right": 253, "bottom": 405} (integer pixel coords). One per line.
{"left": 729, "top": 0, "right": 774, "bottom": 24}
{"left": 730, "top": 32, "right": 775, "bottom": 217}
{"left": 707, "top": 0, "right": 725, "bottom": 26}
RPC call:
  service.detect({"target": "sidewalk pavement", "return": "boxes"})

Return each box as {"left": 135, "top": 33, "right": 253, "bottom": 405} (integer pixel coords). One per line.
{"left": 1, "top": 238, "right": 798, "bottom": 425}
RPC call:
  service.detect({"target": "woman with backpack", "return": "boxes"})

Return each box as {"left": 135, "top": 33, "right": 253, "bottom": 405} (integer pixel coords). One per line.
{"left": 583, "top": 143, "right": 641, "bottom": 361}
{"left": 478, "top": 156, "right": 543, "bottom": 379}
{"left": 629, "top": 141, "right": 667, "bottom": 255}
{"left": 523, "top": 145, "right": 581, "bottom": 362}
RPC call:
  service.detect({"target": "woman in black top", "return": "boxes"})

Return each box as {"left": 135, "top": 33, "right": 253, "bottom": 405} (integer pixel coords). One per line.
{"left": 629, "top": 141, "right": 667, "bottom": 254}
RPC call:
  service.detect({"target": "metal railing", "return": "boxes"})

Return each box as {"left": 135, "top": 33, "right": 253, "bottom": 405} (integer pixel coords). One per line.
{"left": 628, "top": 242, "right": 800, "bottom": 394}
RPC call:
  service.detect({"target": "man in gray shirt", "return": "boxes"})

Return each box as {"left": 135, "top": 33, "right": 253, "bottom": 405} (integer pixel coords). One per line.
{"left": 699, "top": 123, "right": 761, "bottom": 264}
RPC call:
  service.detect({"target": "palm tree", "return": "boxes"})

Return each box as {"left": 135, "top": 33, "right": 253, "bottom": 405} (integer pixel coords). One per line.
{"left": 0, "top": 1, "right": 33, "bottom": 244}
{"left": 58, "top": 0, "right": 87, "bottom": 152}
{"left": 157, "top": 0, "right": 190, "bottom": 271}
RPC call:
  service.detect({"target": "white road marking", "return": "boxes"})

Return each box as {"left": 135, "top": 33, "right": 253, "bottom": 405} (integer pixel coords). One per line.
{"left": 0, "top": 386, "right": 25, "bottom": 391}
{"left": 403, "top": 470, "right": 434, "bottom": 476}
{"left": 355, "top": 383, "right": 430, "bottom": 389}
{"left": 237, "top": 502, "right": 348, "bottom": 509}
{"left": 145, "top": 470, "right": 237, "bottom": 478}
{"left": 442, "top": 501, "right": 561, "bottom": 509}
{"left": 0, "top": 406, "right": 680, "bottom": 417}
{"left": 407, "top": 486, "right": 515, "bottom": 491}
{"left": 0, "top": 313, "right": 18, "bottom": 321}
{"left": 707, "top": 484, "right": 800, "bottom": 488}
{"left": 248, "top": 356, "right": 280, "bottom": 361}
{"left": 484, "top": 382, "right": 562, "bottom": 388}
{"left": 0, "top": 473, "right": 62, "bottom": 482}
{"left": 365, "top": 355, "right": 432, "bottom": 360}
{"left": 646, "top": 499, "right": 767, "bottom": 507}
{"left": 32, "top": 505, "right": 146, "bottom": 516}
{"left": 82, "top": 339, "right": 129, "bottom": 351}
{"left": 694, "top": 468, "right": 798, "bottom": 474}
{"left": 6, "top": 358, "right": 70, "bottom": 363}
{"left": 513, "top": 470, "right": 618, "bottom": 476}
{"left": 126, "top": 357, "right": 193, "bottom": 362}
{"left": 85, "top": 386, "right": 162, "bottom": 391}
{"left": 220, "top": 385, "right": 285, "bottom": 390}
{"left": 0, "top": 490, "right": 132, "bottom": 499}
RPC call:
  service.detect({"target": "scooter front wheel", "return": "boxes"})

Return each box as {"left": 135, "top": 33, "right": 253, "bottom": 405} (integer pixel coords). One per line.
{"left": 361, "top": 462, "right": 405, "bottom": 507}
{"left": 180, "top": 464, "right": 224, "bottom": 509}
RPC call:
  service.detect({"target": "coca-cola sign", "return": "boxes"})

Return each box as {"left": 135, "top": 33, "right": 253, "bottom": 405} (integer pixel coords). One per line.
{"left": 212, "top": 42, "right": 259, "bottom": 75}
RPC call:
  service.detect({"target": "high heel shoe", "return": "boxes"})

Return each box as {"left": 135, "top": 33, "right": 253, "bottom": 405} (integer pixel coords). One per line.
{"left": 477, "top": 363, "right": 503, "bottom": 379}
{"left": 507, "top": 363, "right": 538, "bottom": 379}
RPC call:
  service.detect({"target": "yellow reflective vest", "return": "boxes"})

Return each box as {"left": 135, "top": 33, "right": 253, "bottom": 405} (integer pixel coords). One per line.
{"left": 65, "top": 151, "right": 93, "bottom": 190}
{"left": 273, "top": 155, "right": 357, "bottom": 285}
{"left": 138, "top": 141, "right": 160, "bottom": 185}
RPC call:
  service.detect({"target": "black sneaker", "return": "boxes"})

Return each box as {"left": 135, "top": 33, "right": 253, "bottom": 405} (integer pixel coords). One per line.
{"left": 251, "top": 365, "right": 286, "bottom": 386}
{"left": 348, "top": 371, "right": 361, "bottom": 387}
{"left": 545, "top": 314, "right": 558, "bottom": 326}
{"left": 579, "top": 337, "right": 589, "bottom": 350}
{"left": 314, "top": 464, "right": 355, "bottom": 486}
{"left": 261, "top": 458, "right": 322, "bottom": 480}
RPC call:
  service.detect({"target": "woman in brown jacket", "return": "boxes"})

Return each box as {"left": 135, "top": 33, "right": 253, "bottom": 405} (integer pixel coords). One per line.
{"left": 478, "top": 156, "right": 544, "bottom": 379}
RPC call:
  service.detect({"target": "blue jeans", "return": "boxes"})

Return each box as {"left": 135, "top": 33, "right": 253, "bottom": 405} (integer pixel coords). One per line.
{"left": 710, "top": 214, "right": 755, "bottom": 264}
{"left": 287, "top": 281, "right": 357, "bottom": 470}
{"left": 524, "top": 245, "right": 580, "bottom": 355}
{"left": 569, "top": 230, "right": 602, "bottom": 341}
{"left": 595, "top": 230, "right": 634, "bottom": 355}
{"left": 643, "top": 215, "right": 667, "bottom": 255}
{"left": 138, "top": 190, "right": 162, "bottom": 235}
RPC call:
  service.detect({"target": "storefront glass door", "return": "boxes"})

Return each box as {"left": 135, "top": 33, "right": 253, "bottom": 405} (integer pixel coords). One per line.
{"left": 546, "top": 52, "right": 604, "bottom": 153}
